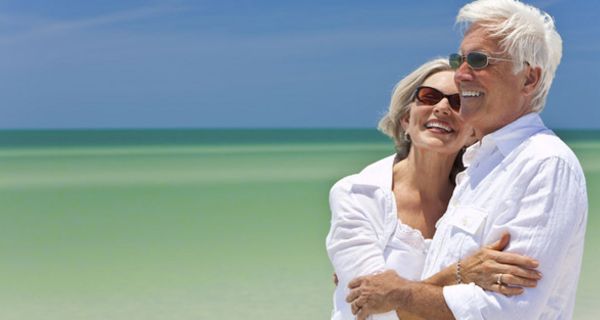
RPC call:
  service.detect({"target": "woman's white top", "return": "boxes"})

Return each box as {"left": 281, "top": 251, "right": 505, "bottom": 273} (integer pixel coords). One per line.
{"left": 326, "top": 154, "right": 431, "bottom": 320}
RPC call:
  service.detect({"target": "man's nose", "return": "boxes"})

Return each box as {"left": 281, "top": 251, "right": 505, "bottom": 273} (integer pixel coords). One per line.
{"left": 454, "top": 61, "right": 474, "bottom": 82}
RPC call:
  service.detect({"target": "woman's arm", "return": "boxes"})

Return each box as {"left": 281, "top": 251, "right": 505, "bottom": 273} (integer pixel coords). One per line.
{"left": 423, "top": 232, "right": 541, "bottom": 295}
{"left": 326, "top": 180, "right": 390, "bottom": 283}
{"left": 326, "top": 179, "right": 399, "bottom": 319}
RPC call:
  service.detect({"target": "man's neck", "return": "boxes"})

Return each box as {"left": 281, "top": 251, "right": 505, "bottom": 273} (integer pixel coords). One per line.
{"left": 474, "top": 110, "right": 535, "bottom": 140}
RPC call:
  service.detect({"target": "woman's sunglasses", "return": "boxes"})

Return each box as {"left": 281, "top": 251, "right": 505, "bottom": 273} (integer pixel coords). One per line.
{"left": 415, "top": 86, "right": 461, "bottom": 111}
{"left": 449, "top": 51, "right": 513, "bottom": 70}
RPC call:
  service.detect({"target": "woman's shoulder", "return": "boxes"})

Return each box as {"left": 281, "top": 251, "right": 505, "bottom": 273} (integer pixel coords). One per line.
{"left": 329, "top": 155, "right": 398, "bottom": 228}
{"left": 359, "top": 153, "right": 398, "bottom": 175}
{"left": 330, "top": 154, "right": 397, "bottom": 195}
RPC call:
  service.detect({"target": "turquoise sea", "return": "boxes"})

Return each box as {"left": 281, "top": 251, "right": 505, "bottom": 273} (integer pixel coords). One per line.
{"left": 0, "top": 129, "right": 598, "bottom": 319}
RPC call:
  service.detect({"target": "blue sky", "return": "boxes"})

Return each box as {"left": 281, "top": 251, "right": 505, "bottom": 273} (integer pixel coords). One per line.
{"left": 1, "top": 0, "right": 599, "bottom": 129}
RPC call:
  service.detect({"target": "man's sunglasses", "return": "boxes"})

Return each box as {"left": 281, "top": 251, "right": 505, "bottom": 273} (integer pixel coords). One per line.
{"left": 415, "top": 86, "right": 460, "bottom": 111}
{"left": 449, "top": 51, "right": 513, "bottom": 70}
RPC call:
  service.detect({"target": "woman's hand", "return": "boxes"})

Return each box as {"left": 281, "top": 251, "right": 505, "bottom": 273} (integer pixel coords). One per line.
{"left": 460, "top": 232, "right": 542, "bottom": 296}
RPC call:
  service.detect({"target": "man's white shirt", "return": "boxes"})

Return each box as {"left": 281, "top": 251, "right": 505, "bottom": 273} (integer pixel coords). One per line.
{"left": 421, "top": 113, "right": 588, "bottom": 320}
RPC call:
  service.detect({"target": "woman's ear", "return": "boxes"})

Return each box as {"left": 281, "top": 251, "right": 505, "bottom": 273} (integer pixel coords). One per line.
{"left": 400, "top": 111, "right": 410, "bottom": 132}
{"left": 523, "top": 65, "right": 542, "bottom": 96}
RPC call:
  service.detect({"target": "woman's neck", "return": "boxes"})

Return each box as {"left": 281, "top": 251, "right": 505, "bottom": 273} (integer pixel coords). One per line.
{"left": 392, "top": 146, "right": 459, "bottom": 238}
{"left": 393, "top": 147, "right": 457, "bottom": 199}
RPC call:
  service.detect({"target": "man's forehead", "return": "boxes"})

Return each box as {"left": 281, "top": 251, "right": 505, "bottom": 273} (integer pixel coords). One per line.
{"left": 460, "top": 24, "right": 502, "bottom": 53}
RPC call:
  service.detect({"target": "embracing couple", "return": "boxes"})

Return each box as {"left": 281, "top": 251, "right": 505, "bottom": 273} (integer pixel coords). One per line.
{"left": 326, "top": 0, "right": 588, "bottom": 319}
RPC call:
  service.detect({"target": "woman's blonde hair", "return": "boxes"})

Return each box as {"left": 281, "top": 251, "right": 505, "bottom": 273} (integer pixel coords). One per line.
{"left": 378, "top": 58, "right": 465, "bottom": 184}
{"left": 378, "top": 58, "right": 452, "bottom": 158}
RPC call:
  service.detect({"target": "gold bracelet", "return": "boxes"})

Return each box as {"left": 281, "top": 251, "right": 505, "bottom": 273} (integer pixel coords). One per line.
{"left": 456, "top": 260, "right": 463, "bottom": 284}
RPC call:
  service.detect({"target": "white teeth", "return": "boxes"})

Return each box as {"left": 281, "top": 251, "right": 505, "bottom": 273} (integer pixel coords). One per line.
{"left": 462, "top": 90, "right": 482, "bottom": 97}
{"left": 425, "top": 121, "right": 453, "bottom": 133}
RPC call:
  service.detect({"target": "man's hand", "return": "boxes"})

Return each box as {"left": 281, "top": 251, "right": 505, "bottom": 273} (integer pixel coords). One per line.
{"left": 346, "top": 270, "right": 410, "bottom": 320}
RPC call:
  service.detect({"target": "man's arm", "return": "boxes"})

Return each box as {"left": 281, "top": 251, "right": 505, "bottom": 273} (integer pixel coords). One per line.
{"left": 346, "top": 255, "right": 535, "bottom": 320}
{"left": 346, "top": 270, "right": 454, "bottom": 320}
{"left": 437, "top": 158, "right": 587, "bottom": 319}
{"left": 347, "top": 157, "right": 586, "bottom": 319}
{"left": 423, "top": 232, "right": 539, "bottom": 293}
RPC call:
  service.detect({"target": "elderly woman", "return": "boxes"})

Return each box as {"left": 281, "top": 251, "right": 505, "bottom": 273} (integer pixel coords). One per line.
{"left": 326, "top": 58, "right": 541, "bottom": 320}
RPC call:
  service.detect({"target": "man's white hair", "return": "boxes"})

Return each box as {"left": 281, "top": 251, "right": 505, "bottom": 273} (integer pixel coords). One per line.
{"left": 457, "top": 0, "right": 562, "bottom": 113}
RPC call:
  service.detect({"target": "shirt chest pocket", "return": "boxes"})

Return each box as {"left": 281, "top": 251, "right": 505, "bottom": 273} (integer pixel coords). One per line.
{"left": 444, "top": 206, "right": 489, "bottom": 259}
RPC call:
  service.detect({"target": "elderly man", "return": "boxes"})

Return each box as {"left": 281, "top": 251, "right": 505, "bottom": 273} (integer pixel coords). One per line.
{"left": 346, "top": 1, "right": 588, "bottom": 319}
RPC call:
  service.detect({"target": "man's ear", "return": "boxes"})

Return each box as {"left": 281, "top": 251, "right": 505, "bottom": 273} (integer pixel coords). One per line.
{"left": 523, "top": 65, "right": 542, "bottom": 96}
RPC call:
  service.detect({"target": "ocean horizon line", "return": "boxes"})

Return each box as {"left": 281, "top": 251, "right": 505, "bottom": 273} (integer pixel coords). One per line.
{"left": 1, "top": 126, "right": 600, "bottom": 131}
{"left": 1, "top": 128, "right": 599, "bottom": 148}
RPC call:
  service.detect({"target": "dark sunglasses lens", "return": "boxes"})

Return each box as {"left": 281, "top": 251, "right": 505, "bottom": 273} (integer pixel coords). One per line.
{"left": 467, "top": 52, "right": 488, "bottom": 69}
{"left": 449, "top": 53, "right": 462, "bottom": 69}
{"left": 417, "top": 87, "right": 443, "bottom": 105}
{"left": 448, "top": 94, "right": 461, "bottom": 111}
{"left": 417, "top": 87, "right": 461, "bottom": 112}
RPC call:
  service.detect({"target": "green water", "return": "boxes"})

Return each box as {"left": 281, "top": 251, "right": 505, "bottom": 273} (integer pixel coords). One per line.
{"left": 0, "top": 129, "right": 598, "bottom": 319}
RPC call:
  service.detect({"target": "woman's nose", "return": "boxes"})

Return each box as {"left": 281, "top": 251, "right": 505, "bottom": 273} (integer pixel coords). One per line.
{"left": 433, "top": 99, "right": 452, "bottom": 115}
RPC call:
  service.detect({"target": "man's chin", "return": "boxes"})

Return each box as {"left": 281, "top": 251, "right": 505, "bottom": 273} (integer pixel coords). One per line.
{"left": 458, "top": 108, "right": 478, "bottom": 123}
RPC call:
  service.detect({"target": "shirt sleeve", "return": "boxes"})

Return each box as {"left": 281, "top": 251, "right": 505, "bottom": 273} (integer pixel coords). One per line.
{"left": 326, "top": 178, "right": 399, "bottom": 320}
{"left": 443, "top": 157, "right": 588, "bottom": 320}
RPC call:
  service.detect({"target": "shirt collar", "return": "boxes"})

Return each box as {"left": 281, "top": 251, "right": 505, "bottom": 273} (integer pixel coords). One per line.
{"left": 464, "top": 113, "right": 548, "bottom": 167}
{"left": 353, "top": 154, "right": 396, "bottom": 190}
{"left": 487, "top": 113, "right": 548, "bottom": 156}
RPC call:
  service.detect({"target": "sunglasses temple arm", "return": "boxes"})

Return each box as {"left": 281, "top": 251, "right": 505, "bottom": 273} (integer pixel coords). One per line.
{"left": 489, "top": 57, "right": 513, "bottom": 62}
